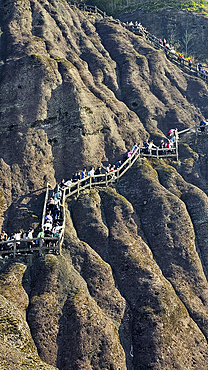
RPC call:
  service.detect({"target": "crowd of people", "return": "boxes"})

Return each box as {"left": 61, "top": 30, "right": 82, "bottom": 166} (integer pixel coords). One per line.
{"left": 121, "top": 20, "right": 148, "bottom": 38}
{"left": 62, "top": 133, "right": 178, "bottom": 191}
{"left": 0, "top": 122, "right": 195, "bottom": 261}
{"left": 0, "top": 186, "right": 64, "bottom": 258}
{"left": 0, "top": 126, "right": 182, "bottom": 259}
{"left": 0, "top": 228, "right": 37, "bottom": 257}
{"left": 43, "top": 184, "right": 64, "bottom": 250}
{"left": 121, "top": 21, "right": 176, "bottom": 53}
{"left": 0, "top": 223, "right": 60, "bottom": 257}
{"left": 121, "top": 20, "right": 208, "bottom": 77}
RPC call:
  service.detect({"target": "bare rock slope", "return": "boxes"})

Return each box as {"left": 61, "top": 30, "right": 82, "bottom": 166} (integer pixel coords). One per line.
{"left": 0, "top": 263, "right": 57, "bottom": 369}
{"left": 1, "top": 0, "right": 208, "bottom": 369}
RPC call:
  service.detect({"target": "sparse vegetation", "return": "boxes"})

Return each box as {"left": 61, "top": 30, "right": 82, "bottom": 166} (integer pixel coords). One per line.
{"left": 83, "top": 0, "right": 208, "bottom": 15}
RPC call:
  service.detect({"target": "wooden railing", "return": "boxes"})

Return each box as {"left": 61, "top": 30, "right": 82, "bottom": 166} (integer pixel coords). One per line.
{"left": 36, "top": 125, "right": 204, "bottom": 254}
{"left": 64, "top": 145, "right": 178, "bottom": 199}
{"left": 69, "top": 2, "right": 106, "bottom": 17}
{"left": 0, "top": 236, "right": 60, "bottom": 259}
{"left": 178, "top": 125, "right": 198, "bottom": 136}
{"left": 125, "top": 26, "right": 208, "bottom": 83}
{"left": 3, "top": 139, "right": 187, "bottom": 260}
{"left": 59, "top": 189, "right": 66, "bottom": 250}
{"left": 31, "top": 144, "right": 177, "bottom": 259}
{"left": 67, "top": 2, "right": 208, "bottom": 83}
{"left": 41, "top": 182, "right": 65, "bottom": 255}
{"left": 41, "top": 182, "right": 50, "bottom": 231}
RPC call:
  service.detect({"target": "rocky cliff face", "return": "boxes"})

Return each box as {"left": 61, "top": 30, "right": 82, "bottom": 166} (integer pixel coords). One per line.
{"left": 0, "top": 263, "right": 57, "bottom": 369}
{"left": 1, "top": 0, "right": 208, "bottom": 369}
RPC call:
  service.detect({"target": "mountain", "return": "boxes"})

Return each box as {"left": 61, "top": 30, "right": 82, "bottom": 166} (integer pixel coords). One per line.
{"left": 1, "top": 0, "right": 208, "bottom": 369}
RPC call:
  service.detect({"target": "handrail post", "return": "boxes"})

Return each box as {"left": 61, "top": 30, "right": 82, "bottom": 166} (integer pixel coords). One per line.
{"left": 105, "top": 173, "right": 108, "bottom": 187}
{"left": 58, "top": 235, "right": 61, "bottom": 255}
{"left": 156, "top": 147, "right": 159, "bottom": 159}
{"left": 90, "top": 175, "right": 92, "bottom": 189}
{"left": 39, "top": 237, "right": 43, "bottom": 256}
{"left": 42, "top": 182, "right": 49, "bottom": 231}
{"left": 176, "top": 140, "right": 179, "bottom": 161}
{"left": 13, "top": 238, "right": 16, "bottom": 258}
{"left": 77, "top": 180, "right": 80, "bottom": 196}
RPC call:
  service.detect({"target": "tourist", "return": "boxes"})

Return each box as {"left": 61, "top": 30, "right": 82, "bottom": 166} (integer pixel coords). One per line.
{"left": 45, "top": 212, "right": 53, "bottom": 223}
{"left": 94, "top": 166, "right": 102, "bottom": 182}
{"left": 47, "top": 197, "right": 55, "bottom": 212}
{"left": 159, "top": 140, "right": 165, "bottom": 155}
{"left": 106, "top": 164, "right": 111, "bottom": 173}
{"left": 59, "top": 179, "right": 65, "bottom": 189}
{"left": 44, "top": 227, "right": 53, "bottom": 248}
{"left": 143, "top": 139, "right": 149, "bottom": 154}
{"left": 88, "top": 167, "right": 95, "bottom": 183}
{"left": 27, "top": 227, "right": 34, "bottom": 249}
{"left": 43, "top": 220, "right": 53, "bottom": 231}
{"left": 200, "top": 120, "right": 207, "bottom": 132}
{"left": 52, "top": 204, "right": 60, "bottom": 221}
{"left": 148, "top": 140, "right": 157, "bottom": 154}
{"left": 115, "top": 160, "right": 122, "bottom": 169}
{"left": 36, "top": 230, "right": 44, "bottom": 247}
{"left": 132, "top": 143, "right": 138, "bottom": 152}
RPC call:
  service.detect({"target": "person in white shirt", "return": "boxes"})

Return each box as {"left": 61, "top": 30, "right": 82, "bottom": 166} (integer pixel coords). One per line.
{"left": 88, "top": 167, "right": 95, "bottom": 177}
{"left": 15, "top": 231, "right": 22, "bottom": 250}
{"left": 88, "top": 167, "right": 95, "bottom": 183}
{"left": 106, "top": 164, "right": 111, "bottom": 173}
{"left": 148, "top": 140, "right": 157, "bottom": 153}
{"left": 27, "top": 228, "right": 34, "bottom": 249}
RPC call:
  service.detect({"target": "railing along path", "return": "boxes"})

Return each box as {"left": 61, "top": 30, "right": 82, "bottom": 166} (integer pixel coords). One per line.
{"left": 0, "top": 236, "right": 60, "bottom": 259}
{"left": 143, "top": 33, "right": 208, "bottom": 81}
{"left": 120, "top": 24, "right": 208, "bottom": 82}
{"left": 64, "top": 145, "right": 178, "bottom": 199}
{"left": 2, "top": 0, "right": 205, "bottom": 259}
{"left": 70, "top": 2, "right": 106, "bottom": 17}
{"left": 0, "top": 182, "right": 63, "bottom": 259}
{"left": 2, "top": 123, "right": 202, "bottom": 260}
{"left": 41, "top": 123, "right": 203, "bottom": 256}
{"left": 69, "top": 2, "right": 208, "bottom": 84}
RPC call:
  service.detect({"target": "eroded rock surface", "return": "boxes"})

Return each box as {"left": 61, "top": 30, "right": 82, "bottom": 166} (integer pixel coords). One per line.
{"left": 1, "top": 0, "right": 208, "bottom": 369}
{"left": 0, "top": 267, "right": 57, "bottom": 370}
{"left": 27, "top": 252, "right": 126, "bottom": 370}
{"left": 67, "top": 187, "right": 208, "bottom": 369}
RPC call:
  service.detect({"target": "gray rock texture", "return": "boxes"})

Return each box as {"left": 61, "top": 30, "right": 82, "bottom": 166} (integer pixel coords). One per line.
{"left": 1, "top": 1, "right": 208, "bottom": 369}
{"left": 0, "top": 263, "right": 58, "bottom": 369}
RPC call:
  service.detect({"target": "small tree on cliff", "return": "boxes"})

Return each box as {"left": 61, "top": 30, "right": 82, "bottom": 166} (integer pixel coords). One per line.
{"left": 182, "top": 29, "right": 194, "bottom": 58}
